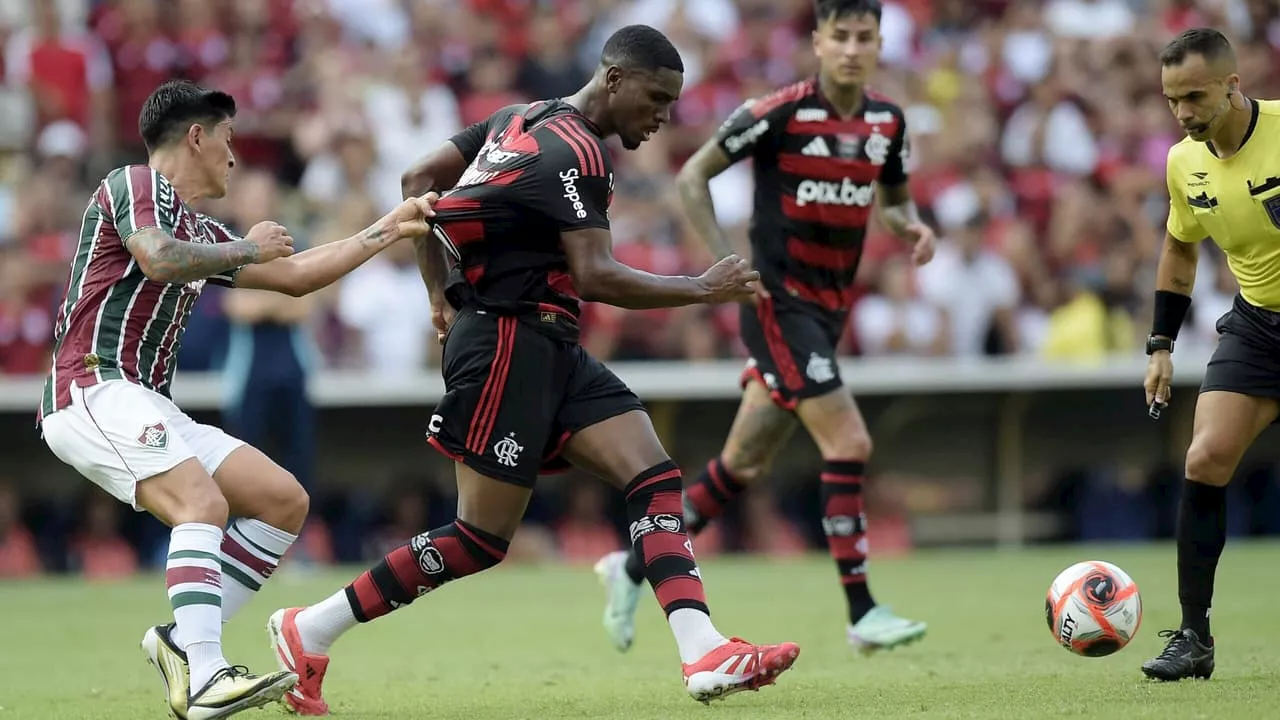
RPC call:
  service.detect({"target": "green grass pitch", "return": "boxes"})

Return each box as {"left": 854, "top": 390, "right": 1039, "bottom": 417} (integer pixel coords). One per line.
{"left": 2, "top": 542, "right": 1278, "bottom": 719}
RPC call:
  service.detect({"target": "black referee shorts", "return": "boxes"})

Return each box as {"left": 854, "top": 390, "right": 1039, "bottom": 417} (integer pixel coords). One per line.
{"left": 1201, "top": 294, "right": 1280, "bottom": 404}
{"left": 426, "top": 307, "right": 645, "bottom": 487}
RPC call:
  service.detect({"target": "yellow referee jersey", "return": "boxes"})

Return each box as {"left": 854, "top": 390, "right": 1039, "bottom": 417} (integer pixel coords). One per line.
{"left": 1166, "top": 98, "right": 1280, "bottom": 310}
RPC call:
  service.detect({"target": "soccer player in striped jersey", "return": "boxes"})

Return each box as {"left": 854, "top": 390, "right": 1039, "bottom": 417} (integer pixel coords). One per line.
{"left": 596, "top": 0, "right": 934, "bottom": 655}
{"left": 268, "top": 26, "right": 799, "bottom": 714}
{"left": 37, "top": 80, "right": 436, "bottom": 720}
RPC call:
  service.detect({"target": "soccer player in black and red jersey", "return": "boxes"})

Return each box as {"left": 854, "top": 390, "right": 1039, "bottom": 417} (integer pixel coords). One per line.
{"left": 597, "top": 0, "right": 936, "bottom": 655}
{"left": 268, "top": 26, "right": 800, "bottom": 713}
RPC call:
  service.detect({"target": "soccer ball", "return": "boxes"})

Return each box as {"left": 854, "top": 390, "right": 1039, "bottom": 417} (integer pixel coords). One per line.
{"left": 1045, "top": 560, "right": 1142, "bottom": 657}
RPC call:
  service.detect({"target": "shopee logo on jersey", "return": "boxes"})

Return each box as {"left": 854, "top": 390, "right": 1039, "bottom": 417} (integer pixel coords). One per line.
{"left": 724, "top": 119, "right": 769, "bottom": 154}
{"left": 795, "top": 179, "right": 875, "bottom": 208}
{"left": 560, "top": 168, "right": 588, "bottom": 220}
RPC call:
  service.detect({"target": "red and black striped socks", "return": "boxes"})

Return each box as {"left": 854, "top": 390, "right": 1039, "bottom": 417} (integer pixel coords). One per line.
{"left": 294, "top": 519, "right": 509, "bottom": 654}
{"left": 821, "top": 460, "right": 876, "bottom": 624}
{"left": 624, "top": 461, "right": 725, "bottom": 663}
{"left": 624, "top": 457, "right": 745, "bottom": 584}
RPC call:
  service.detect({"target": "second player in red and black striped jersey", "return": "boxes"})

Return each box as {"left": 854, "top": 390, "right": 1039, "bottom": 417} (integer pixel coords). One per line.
{"left": 432, "top": 100, "right": 615, "bottom": 342}
{"left": 711, "top": 77, "right": 908, "bottom": 321}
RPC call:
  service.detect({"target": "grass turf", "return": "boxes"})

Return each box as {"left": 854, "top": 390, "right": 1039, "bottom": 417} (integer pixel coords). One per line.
{"left": 1, "top": 542, "right": 1277, "bottom": 719}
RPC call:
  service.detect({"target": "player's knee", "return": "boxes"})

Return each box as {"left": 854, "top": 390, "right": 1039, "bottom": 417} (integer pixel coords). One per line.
{"left": 823, "top": 430, "right": 872, "bottom": 462}
{"left": 272, "top": 479, "right": 310, "bottom": 533}
{"left": 175, "top": 483, "right": 229, "bottom": 527}
{"left": 721, "top": 453, "right": 769, "bottom": 484}
{"left": 1184, "top": 438, "right": 1238, "bottom": 486}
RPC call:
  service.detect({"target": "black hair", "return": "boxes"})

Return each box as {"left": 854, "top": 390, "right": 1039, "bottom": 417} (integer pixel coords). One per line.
{"left": 814, "top": 0, "right": 882, "bottom": 24}
{"left": 600, "top": 24, "right": 684, "bottom": 73}
{"left": 138, "top": 80, "right": 237, "bottom": 152}
{"left": 1159, "top": 27, "right": 1235, "bottom": 67}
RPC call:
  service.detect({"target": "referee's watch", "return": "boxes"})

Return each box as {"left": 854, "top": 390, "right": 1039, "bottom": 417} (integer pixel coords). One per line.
{"left": 1145, "top": 334, "right": 1175, "bottom": 355}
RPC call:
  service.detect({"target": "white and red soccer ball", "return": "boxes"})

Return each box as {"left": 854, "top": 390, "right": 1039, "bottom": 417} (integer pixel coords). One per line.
{"left": 1045, "top": 560, "right": 1143, "bottom": 657}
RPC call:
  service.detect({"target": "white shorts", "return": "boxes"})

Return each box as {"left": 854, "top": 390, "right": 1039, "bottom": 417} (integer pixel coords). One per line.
{"left": 41, "top": 379, "right": 245, "bottom": 511}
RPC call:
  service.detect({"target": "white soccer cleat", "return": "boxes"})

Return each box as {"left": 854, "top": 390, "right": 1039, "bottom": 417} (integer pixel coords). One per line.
{"left": 141, "top": 624, "right": 190, "bottom": 720}
{"left": 186, "top": 665, "right": 297, "bottom": 720}
{"left": 594, "top": 550, "right": 642, "bottom": 652}
{"left": 682, "top": 637, "right": 800, "bottom": 704}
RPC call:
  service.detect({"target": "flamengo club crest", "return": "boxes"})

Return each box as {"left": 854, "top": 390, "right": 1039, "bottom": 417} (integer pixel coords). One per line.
{"left": 137, "top": 422, "right": 168, "bottom": 449}
{"left": 493, "top": 433, "right": 523, "bottom": 467}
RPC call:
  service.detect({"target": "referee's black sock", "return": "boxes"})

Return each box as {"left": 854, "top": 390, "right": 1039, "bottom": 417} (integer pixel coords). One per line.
{"left": 1177, "top": 479, "right": 1227, "bottom": 639}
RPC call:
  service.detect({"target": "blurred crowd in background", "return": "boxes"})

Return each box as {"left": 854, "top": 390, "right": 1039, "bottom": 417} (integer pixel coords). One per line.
{"left": 5, "top": 0, "right": 1280, "bottom": 578}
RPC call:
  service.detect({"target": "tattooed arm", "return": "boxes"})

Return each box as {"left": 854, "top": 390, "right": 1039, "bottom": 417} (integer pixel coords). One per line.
{"left": 126, "top": 227, "right": 262, "bottom": 284}
{"left": 877, "top": 183, "right": 924, "bottom": 238}
{"left": 675, "top": 140, "right": 738, "bottom": 260}
{"left": 236, "top": 197, "right": 434, "bottom": 296}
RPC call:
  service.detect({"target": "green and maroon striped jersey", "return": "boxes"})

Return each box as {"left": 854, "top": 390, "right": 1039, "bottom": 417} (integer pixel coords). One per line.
{"left": 39, "top": 165, "right": 243, "bottom": 421}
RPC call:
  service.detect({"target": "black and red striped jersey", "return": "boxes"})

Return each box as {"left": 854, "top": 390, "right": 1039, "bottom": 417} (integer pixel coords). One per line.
{"left": 714, "top": 78, "right": 909, "bottom": 318}
{"left": 434, "top": 100, "right": 613, "bottom": 342}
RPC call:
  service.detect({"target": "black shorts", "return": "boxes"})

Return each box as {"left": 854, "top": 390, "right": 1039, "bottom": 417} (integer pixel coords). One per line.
{"left": 1201, "top": 294, "right": 1280, "bottom": 402}
{"left": 427, "top": 308, "right": 645, "bottom": 487}
{"left": 738, "top": 298, "right": 844, "bottom": 410}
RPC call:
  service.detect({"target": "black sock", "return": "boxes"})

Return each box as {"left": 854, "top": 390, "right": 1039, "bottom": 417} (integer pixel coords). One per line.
{"left": 624, "top": 458, "right": 744, "bottom": 584}
{"left": 1177, "top": 479, "right": 1227, "bottom": 639}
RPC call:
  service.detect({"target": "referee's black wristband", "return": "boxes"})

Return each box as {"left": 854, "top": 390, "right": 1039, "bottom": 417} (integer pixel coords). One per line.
{"left": 1152, "top": 290, "right": 1192, "bottom": 340}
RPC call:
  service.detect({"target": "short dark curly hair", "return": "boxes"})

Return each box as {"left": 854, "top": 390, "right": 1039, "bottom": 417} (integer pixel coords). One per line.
{"left": 600, "top": 24, "right": 683, "bottom": 73}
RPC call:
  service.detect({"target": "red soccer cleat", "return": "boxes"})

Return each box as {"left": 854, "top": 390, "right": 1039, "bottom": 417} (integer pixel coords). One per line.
{"left": 682, "top": 637, "right": 800, "bottom": 704}
{"left": 268, "top": 608, "right": 331, "bottom": 716}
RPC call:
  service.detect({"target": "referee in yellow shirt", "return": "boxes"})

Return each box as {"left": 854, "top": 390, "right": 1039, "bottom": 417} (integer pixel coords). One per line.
{"left": 1142, "top": 27, "right": 1280, "bottom": 681}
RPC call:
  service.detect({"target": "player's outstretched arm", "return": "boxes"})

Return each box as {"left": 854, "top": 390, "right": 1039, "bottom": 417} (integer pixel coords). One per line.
{"left": 234, "top": 195, "right": 436, "bottom": 296}
{"left": 562, "top": 227, "right": 759, "bottom": 309}
{"left": 126, "top": 226, "right": 283, "bottom": 285}
{"left": 675, "top": 140, "right": 737, "bottom": 259}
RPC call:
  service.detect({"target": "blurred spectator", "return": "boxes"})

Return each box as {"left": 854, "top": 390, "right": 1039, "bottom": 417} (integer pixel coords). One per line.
{"left": 4, "top": 0, "right": 112, "bottom": 157}
{"left": 218, "top": 168, "right": 318, "bottom": 493}
{"left": 853, "top": 255, "right": 949, "bottom": 357}
{"left": 336, "top": 223, "right": 437, "bottom": 374}
{"left": 68, "top": 490, "right": 138, "bottom": 580}
{"left": 0, "top": 482, "right": 41, "bottom": 577}
{"left": 917, "top": 214, "right": 1021, "bottom": 357}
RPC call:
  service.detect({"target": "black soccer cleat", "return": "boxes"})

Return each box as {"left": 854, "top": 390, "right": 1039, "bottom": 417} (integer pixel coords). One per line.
{"left": 1141, "top": 628, "right": 1215, "bottom": 681}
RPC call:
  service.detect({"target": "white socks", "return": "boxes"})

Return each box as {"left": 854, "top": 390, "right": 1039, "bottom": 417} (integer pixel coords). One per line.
{"left": 668, "top": 608, "right": 728, "bottom": 664}
{"left": 167, "top": 523, "right": 230, "bottom": 691}
{"left": 294, "top": 589, "right": 358, "bottom": 655}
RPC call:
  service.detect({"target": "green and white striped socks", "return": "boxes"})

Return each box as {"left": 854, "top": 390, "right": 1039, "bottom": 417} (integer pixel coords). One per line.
{"left": 219, "top": 518, "right": 296, "bottom": 619}
{"left": 167, "top": 523, "right": 229, "bottom": 690}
